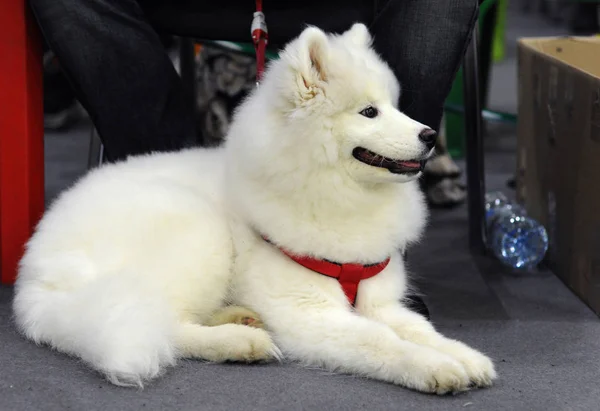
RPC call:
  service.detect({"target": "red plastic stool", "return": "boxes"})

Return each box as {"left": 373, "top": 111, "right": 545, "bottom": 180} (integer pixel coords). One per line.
{"left": 0, "top": 1, "right": 45, "bottom": 285}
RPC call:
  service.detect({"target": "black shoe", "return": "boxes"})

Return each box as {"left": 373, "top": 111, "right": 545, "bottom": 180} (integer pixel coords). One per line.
{"left": 404, "top": 294, "right": 430, "bottom": 321}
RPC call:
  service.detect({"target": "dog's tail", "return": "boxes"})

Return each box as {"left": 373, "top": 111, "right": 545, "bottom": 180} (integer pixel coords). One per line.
{"left": 12, "top": 271, "right": 178, "bottom": 387}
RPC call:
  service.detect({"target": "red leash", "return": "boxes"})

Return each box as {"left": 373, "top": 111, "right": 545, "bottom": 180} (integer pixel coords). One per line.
{"left": 251, "top": 0, "right": 268, "bottom": 83}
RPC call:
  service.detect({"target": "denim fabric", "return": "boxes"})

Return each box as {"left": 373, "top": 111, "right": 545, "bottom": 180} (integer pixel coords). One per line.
{"left": 30, "top": 0, "right": 477, "bottom": 161}
{"left": 30, "top": 0, "right": 197, "bottom": 161}
{"left": 372, "top": 0, "right": 478, "bottom": 131}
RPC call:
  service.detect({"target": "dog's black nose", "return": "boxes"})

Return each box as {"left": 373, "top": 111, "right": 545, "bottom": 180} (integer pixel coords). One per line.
{"left": 418, "top": 128, "right": 437, "bottom": 149}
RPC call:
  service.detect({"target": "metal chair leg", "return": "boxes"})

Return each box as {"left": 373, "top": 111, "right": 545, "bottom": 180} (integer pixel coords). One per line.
{"left": 462, "top": 24, "right": 487, "bottom": 254}
{"left": 87, "top": 127, "right": 105, "bottom": 169}
{"left": 179, "top": 38, "right": 201, "bottom": 145}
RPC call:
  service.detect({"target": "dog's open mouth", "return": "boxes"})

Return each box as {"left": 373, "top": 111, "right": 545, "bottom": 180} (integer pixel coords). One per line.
{"left": 352, "top": 147, "right": 425, "bottom": 174}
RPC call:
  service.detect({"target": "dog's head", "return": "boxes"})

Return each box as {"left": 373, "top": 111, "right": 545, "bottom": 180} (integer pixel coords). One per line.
{"left": 260, "top": 23, "right": 436, "bottom": 184}
{"left": 225, "top": 24, "right": 430, "bottom": 255}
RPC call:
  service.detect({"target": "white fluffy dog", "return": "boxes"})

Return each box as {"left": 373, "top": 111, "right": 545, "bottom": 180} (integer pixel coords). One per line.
{"left": 12, "top": 24, "right": 496, "bottom": 394}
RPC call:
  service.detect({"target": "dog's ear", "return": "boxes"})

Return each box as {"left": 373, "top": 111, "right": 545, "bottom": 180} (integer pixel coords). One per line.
{"left": 295, "top": 26, "right": 330, "bottom": 89}
{"left": 343, "top": 23, "right": 372, "bottom": 48}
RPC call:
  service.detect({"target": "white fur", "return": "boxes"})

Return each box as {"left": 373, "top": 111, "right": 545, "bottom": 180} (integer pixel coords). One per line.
{"left": 12, "top": 24, "right": 496, "bottom": 393}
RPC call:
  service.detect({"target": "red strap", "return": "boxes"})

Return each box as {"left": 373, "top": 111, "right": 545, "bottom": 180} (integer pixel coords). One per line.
{"left": 251, "top": 0, "right": 268, "bottom": 82}
{"left": 264, "top": 237, "right": 390, "bottom": 305}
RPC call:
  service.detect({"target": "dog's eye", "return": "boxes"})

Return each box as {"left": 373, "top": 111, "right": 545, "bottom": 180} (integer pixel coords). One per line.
{"left": 359, "top": 106, "right": 378, "bottom": 118}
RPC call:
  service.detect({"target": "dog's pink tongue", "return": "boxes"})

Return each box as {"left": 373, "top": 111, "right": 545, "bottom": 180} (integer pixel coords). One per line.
{"left": 398, "top": 161, "right": 420, "bottom": 168}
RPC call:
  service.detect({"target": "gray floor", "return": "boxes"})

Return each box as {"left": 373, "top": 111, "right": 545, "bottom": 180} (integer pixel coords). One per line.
{"left": 2, "top": 7, "right": 600, "bottom": 411}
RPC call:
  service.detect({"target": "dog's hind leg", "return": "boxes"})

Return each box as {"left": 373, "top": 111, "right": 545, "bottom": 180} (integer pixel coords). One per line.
{"left": 175, "top": 322, "right": 281, "bottom": 363}
{"left": 205, "top": 305, "right": 265, "bottom": 329}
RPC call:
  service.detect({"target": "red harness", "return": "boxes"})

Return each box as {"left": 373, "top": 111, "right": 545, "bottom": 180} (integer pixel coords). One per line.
{"left": 263, "top": 237, "right": 391, "bottom": 306}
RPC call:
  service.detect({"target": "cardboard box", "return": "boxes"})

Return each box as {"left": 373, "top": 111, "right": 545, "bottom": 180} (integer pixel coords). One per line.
{"left": 516, "top": 36, "right": 600, "bottom": 316}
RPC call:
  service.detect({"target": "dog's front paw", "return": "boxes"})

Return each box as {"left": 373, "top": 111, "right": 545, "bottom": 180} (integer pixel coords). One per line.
{"left": 436, "top": 340, "right": 497, "bottom": 388}
{"left": 402, "top": 347, "right": 471, "bottom": 395}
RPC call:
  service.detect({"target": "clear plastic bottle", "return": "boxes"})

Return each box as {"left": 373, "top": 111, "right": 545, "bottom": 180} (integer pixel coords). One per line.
{"left": 484, "top": 191, "right": 549, "bottom": 270}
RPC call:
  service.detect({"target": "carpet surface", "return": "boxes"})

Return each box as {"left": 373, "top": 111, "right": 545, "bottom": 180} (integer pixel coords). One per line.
{"left": 3, "top": 219, "right": 600, "bottom": 411}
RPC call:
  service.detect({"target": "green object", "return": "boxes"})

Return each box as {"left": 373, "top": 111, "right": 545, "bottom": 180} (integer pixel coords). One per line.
{"left": 445, "top": 103, "right": 517, "bottom": 124}
{"left": 492, "top": 0, "right": 508, "bottom": 62}
{"left": 202, "top": 40, "right": 279, "bottom": 61}
{"left": 444, "top": 75, "right": 466, "bottom": 159}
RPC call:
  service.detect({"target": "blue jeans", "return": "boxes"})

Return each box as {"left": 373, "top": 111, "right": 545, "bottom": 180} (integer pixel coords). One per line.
{"left": 30, "top": 0, "right": 478, "bottom": 161}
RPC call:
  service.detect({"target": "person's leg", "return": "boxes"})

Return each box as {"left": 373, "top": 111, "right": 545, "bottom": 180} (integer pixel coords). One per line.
{"left": 29, "top": 0, "right": 196, "bottom": 161}
{"left": 42, "top": 44, "right": 84, "bottom": 131}
{"left": 370, "top": 0, "right": 478, "bottom": 132}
